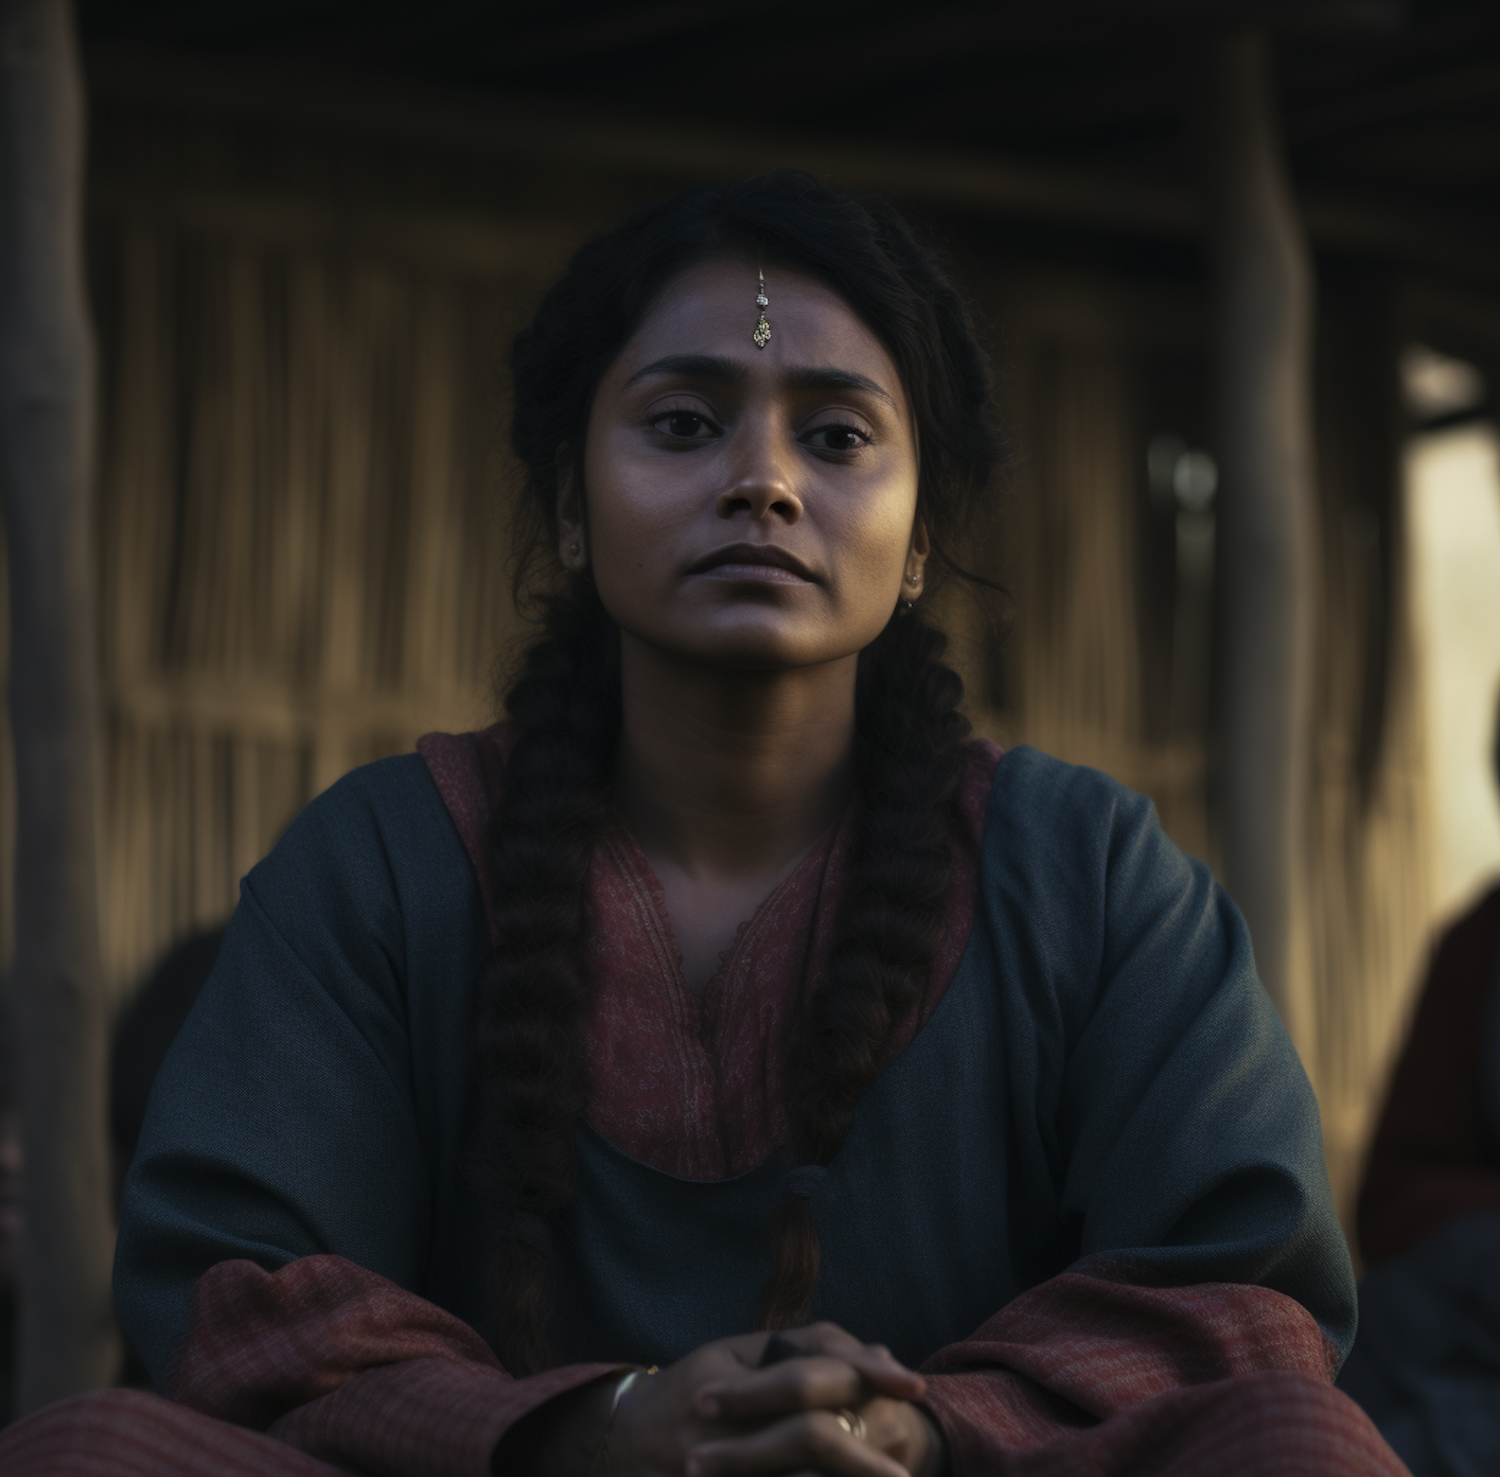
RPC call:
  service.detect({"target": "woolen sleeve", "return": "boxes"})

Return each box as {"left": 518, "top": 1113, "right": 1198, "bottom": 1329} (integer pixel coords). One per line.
{"left": 115, "top": 756, "right": 456, "bottom": 1387}
{"left": 113, "top": 756, "right": 619, "bottom": 1475}
{"left": 168, "top": 1255, "right": 618, "bottom": 1477}
{"left": 1002, "top": 750, "right": 1355, "bottom": 1354}
{"left": 914, "top": 1265, "right": 1400, "bottom": 1476}
{"left": 911, "top": 749, "right": 1373, "bottom": 1472}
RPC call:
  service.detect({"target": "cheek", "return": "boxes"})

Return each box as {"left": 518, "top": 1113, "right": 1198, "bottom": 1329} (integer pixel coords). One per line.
{"left": 581, "top": 440, "right": 708, "bottom": 641}
{"left": 833, "top": 489, "right": 918, "bottom": 597}
{"left": 582, "top": 437, "right": 666, "bottom": 572}
{"left": 588, "top": 493, "right": 645, "bottom": 567}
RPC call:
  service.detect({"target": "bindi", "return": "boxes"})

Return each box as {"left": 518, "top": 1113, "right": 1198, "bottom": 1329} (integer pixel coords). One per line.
{"left": 753, "top": 266, "right": 771, "bottom": 349}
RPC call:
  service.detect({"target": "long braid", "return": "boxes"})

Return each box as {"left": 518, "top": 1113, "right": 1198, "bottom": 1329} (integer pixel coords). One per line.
{"left": 469, "top": 585, "right": 619, "bottom": 1374}
{"left": 757, "top": 609, "right": 970, "bottom": 1329}
{"left": 479, "top": 171, "right": 1005, "bottom": 1361}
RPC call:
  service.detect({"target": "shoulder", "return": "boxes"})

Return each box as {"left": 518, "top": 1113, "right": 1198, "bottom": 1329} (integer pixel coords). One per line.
{"left": 972, "top": 745, "right": 1245, "bottom": 1042}
{"left": 979, "top": 746, "right": 1192, "bottom": 933}
{"left": 986, "top": 744, "right": 1158, "bottom": 850}
{"left": 269, "top": 752, "right": 455, "bottom": 871}
{"left": 244, "top": 751, "right": 479, "bottom": 948}
{"left": 952, "top": 740, "right": 1155, "bottom": 877}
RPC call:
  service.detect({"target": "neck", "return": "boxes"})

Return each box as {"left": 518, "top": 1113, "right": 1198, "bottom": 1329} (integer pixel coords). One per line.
{"left": 614, "top": 634, "right": 857, "bottom": 882}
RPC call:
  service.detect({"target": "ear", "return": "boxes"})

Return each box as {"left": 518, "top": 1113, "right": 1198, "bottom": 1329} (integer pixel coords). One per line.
{"left": 903, "top": 516, "right": 931, "bottom": 600}
{"left": 556, "top": 454, "right": 587, "bottom": 571}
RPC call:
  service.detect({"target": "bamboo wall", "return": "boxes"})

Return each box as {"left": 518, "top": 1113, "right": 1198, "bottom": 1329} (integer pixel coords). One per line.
{"left": 0, "top": 89, "right": 1444, "bottom": 1221}
{"left": 87, "top": 200, "right": 568, "bottom": 994}
{"left": 948, "top": 265, "right": 1434, "bottom": 1215}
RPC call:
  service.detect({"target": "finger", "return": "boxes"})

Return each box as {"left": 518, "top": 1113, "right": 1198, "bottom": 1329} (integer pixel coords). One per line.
{"left": 687, "top": 1410, "right": 907, "bottom": 1477}
{"left": 758, "top": 1333, "right": 804, "bottom": 1368}
{"left": 840, "top": 1348, "right": 925, "bottom": 1401}
{"left": 699, "top": 1352, "right": 923, "bottom": 1420}
{"left": 705, "top": 1331, "right": 921, "bottom": 1409}
{"left": 783, "top": 1326, "right": 925, "bottom": 1400}
{"left": 697, "top": 1355, "right": 864, "bottom": 1420}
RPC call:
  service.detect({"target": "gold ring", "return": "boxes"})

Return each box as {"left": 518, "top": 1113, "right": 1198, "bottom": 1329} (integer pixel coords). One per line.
{"left": 835, "top": 1408, "right": 868, "bottom": 1442}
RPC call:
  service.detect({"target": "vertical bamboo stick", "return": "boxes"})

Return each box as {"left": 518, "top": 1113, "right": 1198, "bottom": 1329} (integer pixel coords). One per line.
{"left": 0, "top": 0, "right": 119, "bottom": 1409}
{"left": 1198, "top": 28, "right": 1320, "bottom": 1064}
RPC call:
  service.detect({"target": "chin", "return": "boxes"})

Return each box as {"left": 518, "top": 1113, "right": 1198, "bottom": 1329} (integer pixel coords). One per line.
{"left": 649, "top": 614, "right": 843, "bottom": 671}
{"left": 696, "top": 622, "right": 872, "bottom": 672}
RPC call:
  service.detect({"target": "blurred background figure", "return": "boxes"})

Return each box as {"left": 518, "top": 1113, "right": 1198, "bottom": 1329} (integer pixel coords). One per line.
{"left": 0, "top": 1028, "right": 19, "bottom": 1428}
{"left": 1337, "top": 687, "right": 1500, "bottom": 1477}
{"left": 108, "top": 926, "right": 226, "bottom": 1205}
{"left": 107, "top": 925, "right": 227, "bottom": 1388}
{"left": 0, "top": 930, "right": 227, "bottom": 1416}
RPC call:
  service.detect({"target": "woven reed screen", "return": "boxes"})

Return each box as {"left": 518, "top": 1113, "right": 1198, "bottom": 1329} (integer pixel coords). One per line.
{"left": 86, "top": 205, "right": 566, "bottom": 999}
{"left": 955, "top": 270, "right": 1433, "bottom": 1216}
{"left": 0, "top": 120, "right": 1437, "bottom": 1219}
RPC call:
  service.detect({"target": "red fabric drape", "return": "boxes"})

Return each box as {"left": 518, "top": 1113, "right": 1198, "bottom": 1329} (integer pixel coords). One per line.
{"left": 1, "top": 1254, "right": 1409, "bottom": 1475}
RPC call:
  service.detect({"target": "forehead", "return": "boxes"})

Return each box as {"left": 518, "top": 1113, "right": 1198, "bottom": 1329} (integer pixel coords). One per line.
{"left": 606, "top": 255, "right": 906, "bottom": 405}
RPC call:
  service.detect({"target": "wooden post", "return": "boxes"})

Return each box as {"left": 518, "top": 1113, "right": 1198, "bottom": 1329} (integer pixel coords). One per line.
{"left": 0, "top": 0, "right": 119, "bottom": 1410}
{"left": 1199, "top": 28, "right": 1319, "bottom": 1064}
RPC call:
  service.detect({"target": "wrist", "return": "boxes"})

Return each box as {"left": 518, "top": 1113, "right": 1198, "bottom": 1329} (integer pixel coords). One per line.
{"left": 914, "top": 1406, "right": 950, "bottom": 1477}
{"left": 493, "top": 1373, "right": 621, "bottom": 1477}
{"left": 598, "top": 1365, "right": 658, "bottom": 1475}
{"left": 600, "top": 1361, "right": 660, "bottom": 1475}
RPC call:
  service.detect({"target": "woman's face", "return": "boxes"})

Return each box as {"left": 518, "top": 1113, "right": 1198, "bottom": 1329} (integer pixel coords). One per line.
{"left": 564, "top": 256, "right": 925, "bottom": 671}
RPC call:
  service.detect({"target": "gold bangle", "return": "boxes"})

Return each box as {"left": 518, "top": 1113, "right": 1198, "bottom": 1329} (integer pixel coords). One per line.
{"left": 593, "top": 1365, "right": 658, "bottom": 1476}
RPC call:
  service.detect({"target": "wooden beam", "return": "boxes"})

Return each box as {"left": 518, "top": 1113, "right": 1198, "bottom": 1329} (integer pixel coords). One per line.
{"left": 1198, "top": 28, "right": 1319, "bottom": 1062}
{"left": 471, "top": 0, "right": 763, "bottom": 69}
{"left": 83, "top": 45, "right": 1500, "bottom": 282}
{"left": 1289, "top": 57, "right": 1500, "bottom": 143}
{"left": 0, "top": 0, "right": 118, "bottom": 1411}
{"left": 86, "top": 184, "right": 583, "bottom": 277}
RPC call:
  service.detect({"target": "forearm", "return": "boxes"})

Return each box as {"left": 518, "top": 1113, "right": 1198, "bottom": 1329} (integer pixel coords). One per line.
{"left": 172, "top": 1255, "right": 622, "bottom": 1476}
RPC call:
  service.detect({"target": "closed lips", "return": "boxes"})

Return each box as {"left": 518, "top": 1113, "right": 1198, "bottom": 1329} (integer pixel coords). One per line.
{"left": 687, "top": 544, "right": 819, "bottom": 581}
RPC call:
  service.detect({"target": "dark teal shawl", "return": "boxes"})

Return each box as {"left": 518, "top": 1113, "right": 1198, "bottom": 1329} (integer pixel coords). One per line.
{"left": 115, "top": 746, "right": 1355, "bottom": 1386}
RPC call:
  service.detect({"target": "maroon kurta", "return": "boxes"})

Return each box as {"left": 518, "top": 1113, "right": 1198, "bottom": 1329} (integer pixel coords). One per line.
{"left": 419, "top": 726, "right": 997, "bottom": 1182}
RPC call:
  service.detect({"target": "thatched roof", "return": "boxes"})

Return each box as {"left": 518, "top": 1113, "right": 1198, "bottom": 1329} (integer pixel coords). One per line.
{"left": 79, "top": 0, "right": 1500, "bottom": 281}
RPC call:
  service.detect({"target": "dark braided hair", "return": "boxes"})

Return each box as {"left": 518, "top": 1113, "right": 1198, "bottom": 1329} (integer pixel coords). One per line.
{"left": 475, "top": 172, "right": 1003, "bottom": 1371}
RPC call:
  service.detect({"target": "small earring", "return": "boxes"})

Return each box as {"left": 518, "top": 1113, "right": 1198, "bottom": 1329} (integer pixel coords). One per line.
{"left": 905, "top": 573, "right": 919, "bottom": 586}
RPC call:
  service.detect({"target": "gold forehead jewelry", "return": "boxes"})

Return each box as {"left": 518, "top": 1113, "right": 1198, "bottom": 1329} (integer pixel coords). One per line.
{"left": 753, "top": 267, "right": 771, "bottom": 349}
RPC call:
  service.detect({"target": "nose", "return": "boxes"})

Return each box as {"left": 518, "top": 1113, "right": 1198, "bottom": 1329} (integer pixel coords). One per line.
{"left": 714, "top": 421, "right": 803, "bottom": 525}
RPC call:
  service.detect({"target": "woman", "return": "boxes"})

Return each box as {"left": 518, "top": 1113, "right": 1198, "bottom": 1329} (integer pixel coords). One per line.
{"left": 4, "top": 173, "right": 1402, "bottom": 1476}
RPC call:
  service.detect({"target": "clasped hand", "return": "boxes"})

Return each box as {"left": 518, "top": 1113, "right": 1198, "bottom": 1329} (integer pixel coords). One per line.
{"left": 609, "top": 1323, "right": 944, "bottom": 1477}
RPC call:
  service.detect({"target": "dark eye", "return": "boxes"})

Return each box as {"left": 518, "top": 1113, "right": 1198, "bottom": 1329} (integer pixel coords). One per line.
{"left": 806, "top": 423, "right": 869, "bottom": 454}
{"left": 653, "top": 410, "right": 717, "bottom": 439}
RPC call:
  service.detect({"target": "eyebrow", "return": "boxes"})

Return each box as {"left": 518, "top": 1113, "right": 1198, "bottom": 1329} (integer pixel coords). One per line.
{"left": 623, "top": 353, "right": 898, "bottom": 410}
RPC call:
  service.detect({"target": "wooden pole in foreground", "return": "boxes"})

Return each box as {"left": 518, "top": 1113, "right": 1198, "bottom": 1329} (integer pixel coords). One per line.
{"left": 1199, "top": 29, "right": 1319, "bottom": 1066}
{"left": 0, "top": 0, "right": 119, "bottom": 1411}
